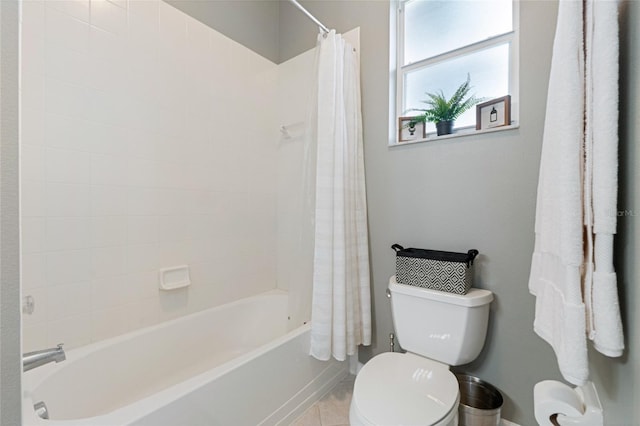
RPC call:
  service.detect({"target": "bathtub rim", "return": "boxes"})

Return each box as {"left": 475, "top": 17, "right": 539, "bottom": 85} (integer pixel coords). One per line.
{"left": 22, "top": 289, "right": 311, "bottom": 425}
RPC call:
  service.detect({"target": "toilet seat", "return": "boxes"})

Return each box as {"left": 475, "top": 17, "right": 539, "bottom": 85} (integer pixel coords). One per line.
{"left": 351, "top": 352, "right": 460, "bottom": 426}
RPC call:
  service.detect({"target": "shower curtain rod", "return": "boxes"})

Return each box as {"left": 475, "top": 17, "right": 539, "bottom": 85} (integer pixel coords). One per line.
{"left": 288, "top": 0, "right": 330, "bottom": 34}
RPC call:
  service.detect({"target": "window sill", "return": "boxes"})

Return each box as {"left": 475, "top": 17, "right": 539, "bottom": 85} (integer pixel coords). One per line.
{"left": 390, "top": 123, "right": 520, "bottom": 147}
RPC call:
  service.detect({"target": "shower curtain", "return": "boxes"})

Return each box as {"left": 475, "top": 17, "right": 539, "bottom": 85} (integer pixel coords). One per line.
{"left": 309, "top": 30, "right": 371, "bottom": 362}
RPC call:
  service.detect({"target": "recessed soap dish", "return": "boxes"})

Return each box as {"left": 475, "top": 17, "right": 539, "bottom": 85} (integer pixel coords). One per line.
{"left": 159, "top": 265, "right": 191, "bottom": 290}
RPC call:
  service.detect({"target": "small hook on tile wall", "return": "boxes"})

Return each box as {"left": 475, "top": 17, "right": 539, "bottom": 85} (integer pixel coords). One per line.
{"left": 280, "top": 125, "right": 291, "bottom": 139}
{"left": 23, "top": 295, "right": 35, "bottom": 315}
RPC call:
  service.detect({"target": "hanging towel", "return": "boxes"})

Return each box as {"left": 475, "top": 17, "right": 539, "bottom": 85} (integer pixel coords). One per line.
{"left": 529, "top": 0, "right": 588, "bottom": 386}
{"left": 310, "top": 30, "right": 372, "bottom": 362}
{"left": 586, "top": 0, "right": 624, "bottom": 357}
{"left": 530, "top": 0, "right": 624, "bottom": 386}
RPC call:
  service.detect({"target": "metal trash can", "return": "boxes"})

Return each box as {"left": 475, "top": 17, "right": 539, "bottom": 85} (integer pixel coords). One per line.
{"left": 455, "top": 373, "right": 504, "bottom": 426}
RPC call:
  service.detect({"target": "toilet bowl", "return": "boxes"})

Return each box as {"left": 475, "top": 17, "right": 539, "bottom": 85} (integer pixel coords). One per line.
{"left": 350, "top": 352, "right": 459, "bottom": 426}
{"left": 349, "top": 276, "right": 494, "bottom": 426}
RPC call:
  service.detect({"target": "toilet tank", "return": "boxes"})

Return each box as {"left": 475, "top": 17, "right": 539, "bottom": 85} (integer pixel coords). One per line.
{"left": 389, "top": 276, "right": 494, "bottom": 366}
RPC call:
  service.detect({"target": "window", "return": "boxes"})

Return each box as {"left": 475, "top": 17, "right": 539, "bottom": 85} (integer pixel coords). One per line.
{"left": 396, "top": 0, "right": 518, "bottom": 141}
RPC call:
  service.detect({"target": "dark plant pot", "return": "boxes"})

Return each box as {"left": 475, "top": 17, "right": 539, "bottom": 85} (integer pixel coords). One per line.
{"left": 436, "top": 120, "right": 454, "bottom": 136}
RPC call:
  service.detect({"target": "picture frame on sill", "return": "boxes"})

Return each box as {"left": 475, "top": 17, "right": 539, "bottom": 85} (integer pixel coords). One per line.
{"left": 398, "top": 116, "right": 426, "bottom": 142}
{"left": 476, "top": 95, "right": 511, "bottom": 130}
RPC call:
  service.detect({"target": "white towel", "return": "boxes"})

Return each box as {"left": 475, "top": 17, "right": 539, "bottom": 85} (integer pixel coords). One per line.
{"left": 530, "top": 0, "right": 624, "bottom": 385}
{"left": 529, "top": 0, "right": 588, "bottom": 386}
{"left": 587, "top": 0, "right": 624, "bottom": 357}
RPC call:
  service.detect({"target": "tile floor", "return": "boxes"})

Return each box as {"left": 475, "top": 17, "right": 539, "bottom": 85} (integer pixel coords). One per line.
{"left": 291, "top": 375, "right": 355, "bottom": 426}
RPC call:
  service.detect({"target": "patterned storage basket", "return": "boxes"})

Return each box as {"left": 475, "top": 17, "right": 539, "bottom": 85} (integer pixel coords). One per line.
{"left": 392, "top": 244, "right": 479, "bottom": 295}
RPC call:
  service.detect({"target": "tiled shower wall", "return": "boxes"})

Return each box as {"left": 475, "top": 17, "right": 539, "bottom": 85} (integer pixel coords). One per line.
{"left": 21, "top": 0, "right": 278, "bottom": 350}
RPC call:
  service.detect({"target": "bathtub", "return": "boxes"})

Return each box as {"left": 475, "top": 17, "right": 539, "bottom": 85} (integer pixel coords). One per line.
{"left": 22, "top": 290, "right": 348, "bottom": 425}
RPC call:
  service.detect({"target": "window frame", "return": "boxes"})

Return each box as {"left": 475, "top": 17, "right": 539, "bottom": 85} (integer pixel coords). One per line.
{"left": 395, "top": 0, "right": 520, "bottom": 143}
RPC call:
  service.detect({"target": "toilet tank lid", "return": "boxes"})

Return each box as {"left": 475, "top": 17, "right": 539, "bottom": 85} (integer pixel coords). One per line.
{"left": 389, "top": 276, "right": 493, "bottom": 307}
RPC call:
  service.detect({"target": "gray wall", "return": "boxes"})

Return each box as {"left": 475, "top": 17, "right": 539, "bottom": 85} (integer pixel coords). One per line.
{"left": 0, "top": 0, "right": 22, "bottom": 424}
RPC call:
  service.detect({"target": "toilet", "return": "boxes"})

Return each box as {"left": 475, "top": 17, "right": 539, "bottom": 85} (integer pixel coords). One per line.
{"left": 350, "top": 276, "right": 494, "bottom": 426}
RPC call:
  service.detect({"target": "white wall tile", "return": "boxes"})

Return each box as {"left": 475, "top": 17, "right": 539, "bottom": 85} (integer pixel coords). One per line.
{"left": 107, "top": 0, "right": 127, "bottom": 9}
{"left": 185, "top": 214, "right": 215, "bottom": 241}
{"left": 45, "top": 6, "right": 90, "bottom": 53}
{"left": 91, "top": 185, "right": 127, "bottom": 216}
{"left": 45, "top": 0, "right": 91, "bottom": 23}
{"left": 22, "top": 253, "right": 47, "bottom": 289}
{"left": 91, "top": 306, "right": 128, "bottom": 341}
{"left": 87, "top": 121, "right": 128, "bottom": 156}
{"left": 22, "top": 324, "right": 48, "bottom": 353}
{"left": 21, "top": 72, "right": 44, "bottom": 112}
{"left": 91, "top": 247, "right": 126, "bottom": 278}
{"left": 122, "top": 271, "right": 157, "bottom": 302}
{"left": 89, "top": 25, "right": 124, "bottom": 64}
{"left": 127, "top": 187, "right": 161, "bottom": 215}
{"left": 158, "top": 0, "right": 186, "bottom": 55}
{"left": 21, "top": 0, "right": 280, "bottom": 350}
{"left": 21, "top": 145, "right": 45, "bottom": 182}
{"left": 46, "top": 314, "right": 92, "bottom": 348}
{"left": 126, "top": 128, "right": 158, "bottom": 160}
{"left": 22, "top": 1, "right": 46, "bottom": 74}
{"left": 128, "top": 0, "right": 158, "bottom": 22}
{"left": 44, "top": 113, "right": 90, "bottom": 151}
{"left": 45, "top": 148, "right": 91, "bottom": 184}
{"left": 127, "top": 158, "right": 158, "bottom": 188}
{"left": 156, "top": 215, "right": 186, "bottom": 243}
{"left": 45, "top": 44, "right": 89, "bottom": 86}
{"left": 87, "top": 56, "right": 126, "bottom": 92}
{"left": 86, "top": 88, "right": 128, "bottom": 126}
{"left": 90, "top": 216, "right": 126, "bottom": 247}
{"left": 45, "top": 183, "right": 91, "bottom": 217}
{"left": 124, "top": 297, "right": 161, "bottom": 331}
{"left": 91, "top": 153, "right": 128, "bottom": 186}
{"left": 91, "top": 275, "right": 125, "bottom": 310}
{"left": 91, "top": 0, "right": 127, "bottom": 36}
{"left": 45, "top": 78, "right": 88, "bottom": 119}
{"left": 184, "top": 240, "right": 212, "bottom": 265}
{"left": 46, "top": 249, "right": 92, "bottom": 285}
{"left": 21, "top": 107, "right": 45, "bottom": 147}
{"left": 126, "top": 215, "right": 159, "bottom": 244}
{"left": 157, "top": 241, "right": 189, "bottom": 269}
{"left": 46, "top": 217, "right": 91, "bottom": 251}
{"left": 22, "top": 217, "right": 46, "bottom": 253}
{"left": 46, "top": 281, "right": 91, "bottom": 321}
{"left": 126, "top": 243, "right": 159, "bottom": 274}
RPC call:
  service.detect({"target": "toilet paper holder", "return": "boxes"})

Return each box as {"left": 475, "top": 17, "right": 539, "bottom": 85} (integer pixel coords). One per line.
{"left": 534, "top": 380, "right": 603, "bottom": 425}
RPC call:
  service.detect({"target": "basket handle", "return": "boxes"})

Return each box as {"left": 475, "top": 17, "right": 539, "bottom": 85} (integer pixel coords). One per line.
{"left": 467, "top": 249, "right": 479, "bottom": 265}
{"left": 391, "top": 244, "right": 404, "bottom": 252}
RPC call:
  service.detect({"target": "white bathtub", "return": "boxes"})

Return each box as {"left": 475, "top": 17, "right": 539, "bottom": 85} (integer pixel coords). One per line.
{"left": 22, "top": 290, "right": 347, "bottom": 425}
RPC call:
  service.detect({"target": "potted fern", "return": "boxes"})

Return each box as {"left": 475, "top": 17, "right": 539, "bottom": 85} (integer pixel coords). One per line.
{"left": 410, "top": 74, "right": 482, "bottom": 136}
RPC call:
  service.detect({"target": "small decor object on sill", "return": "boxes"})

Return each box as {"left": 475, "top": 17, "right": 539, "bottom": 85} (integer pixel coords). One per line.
{"left": 407, "top": 74, "right": 482, "bottom": 136}
{"left": 392, "top": 244, "right": 479, "bottom": 295}
{"left": 476, "top": 95, "right": 511, "bottom": 130}
{"left": 398, "top": 116, "right": 426, "bottom": 142}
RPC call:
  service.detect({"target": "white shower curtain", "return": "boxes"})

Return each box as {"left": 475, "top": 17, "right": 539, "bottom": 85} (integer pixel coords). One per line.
{"left": 309, "top": 30, "right": 372, "bottom": 362}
